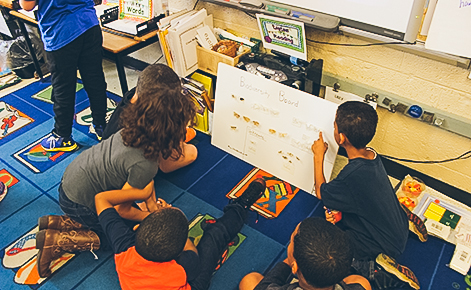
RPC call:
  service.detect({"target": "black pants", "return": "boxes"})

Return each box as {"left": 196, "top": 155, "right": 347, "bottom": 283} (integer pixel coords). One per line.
{"left": 190, "top": 203, "right": 247, "bottom": 290}
{"left": 58, "top": 185, "right": 138, "bottom": 250}
{"left": 46, "top": 25, "right": 107, "bottom": 138}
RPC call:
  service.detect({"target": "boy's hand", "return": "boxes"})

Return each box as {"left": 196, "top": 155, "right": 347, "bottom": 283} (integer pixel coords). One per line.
{"left": 325, "top": 207, "right": 337, "bottom": 225}
{"left": 312, "top": 132, "right": 328, "bottom": 158}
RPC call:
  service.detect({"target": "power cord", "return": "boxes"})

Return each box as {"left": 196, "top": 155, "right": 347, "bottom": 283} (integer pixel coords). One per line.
{"left": 153, "top": 54, "right": 164, "bottom": 64}
{"left": 381, "top": 150, "right": 471, "bottom": 164}
{"left": 193, "top": 0, "right": 200, "bottom": 10}
{"left": 244, "top": 11, "right": 256, "bottom": 19}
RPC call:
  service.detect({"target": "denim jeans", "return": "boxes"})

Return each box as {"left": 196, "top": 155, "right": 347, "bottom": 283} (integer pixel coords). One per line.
{"left": 190, "top": 203, "right": 247, "bottom": 290}
{"left": 351, "top": 258, "right": 376, "bottom": 281}
{"left": 58, "top": 184, "right": 112, "bottom": 249}
{"left": 47, "top": 25, "right": 107, "bottom": 138}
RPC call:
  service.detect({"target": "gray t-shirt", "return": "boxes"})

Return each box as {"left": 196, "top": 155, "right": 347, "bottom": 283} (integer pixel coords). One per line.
{"left": 62, "top": 131, "right": 159, "bottom": 212}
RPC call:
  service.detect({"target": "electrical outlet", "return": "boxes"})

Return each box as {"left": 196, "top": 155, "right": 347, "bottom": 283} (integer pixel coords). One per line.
{"left": 395, "top": 103, "right": 408, "bottom": 114}
{"left": 382, "top": 97, "right": 391, "bottom": 106}
{"left": 422, "top": 111, "right": 435, "bottom": 124}
{"left": 434, "top": 117, "right": 445, "bottom": 127}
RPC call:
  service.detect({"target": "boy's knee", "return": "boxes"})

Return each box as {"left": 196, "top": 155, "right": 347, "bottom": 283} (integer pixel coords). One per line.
{"left": 239, "top": 272, "right": 264, "bottom": 290}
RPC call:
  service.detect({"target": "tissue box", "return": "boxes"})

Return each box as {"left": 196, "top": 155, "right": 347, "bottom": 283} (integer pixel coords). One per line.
{"left": 196, "top": 46, "right": 249, "bottom": 76}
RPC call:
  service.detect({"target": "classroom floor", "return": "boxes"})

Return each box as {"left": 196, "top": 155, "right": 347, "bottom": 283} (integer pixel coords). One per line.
{"left": 0, "top": 54, "right": 467, "bottom": 290}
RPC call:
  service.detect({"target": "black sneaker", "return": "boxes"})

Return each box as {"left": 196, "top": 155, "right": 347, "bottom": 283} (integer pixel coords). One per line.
{"left": 374, "top": 253, "right": 420, "bottom": 290}
{"left": 90, "top": 124, "right": 105, "bottom": 141}
{"left": 234, "top": 178, "right": 266, "bottom": 209}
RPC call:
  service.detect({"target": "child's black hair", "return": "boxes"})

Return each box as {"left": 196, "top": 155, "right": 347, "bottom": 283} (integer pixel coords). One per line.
{"left": 135, "top": 207, "right": 188, "bottom": 262}
{"left": 293, "top": 217, "right": 353, "bottom": 288}
{"left": 335, "top": 101, "right": 378, "bottom": 149}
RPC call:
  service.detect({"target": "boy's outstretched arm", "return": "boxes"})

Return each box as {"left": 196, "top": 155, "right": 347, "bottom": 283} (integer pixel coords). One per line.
{"left": 95, "top": 181, "right": 156, "bottom": 221}
{"left": 312, "top": 132, "right": 328, "bottom": 200}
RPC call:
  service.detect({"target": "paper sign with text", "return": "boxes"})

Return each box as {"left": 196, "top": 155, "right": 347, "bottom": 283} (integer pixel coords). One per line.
{"left": 256, "top": 14, "right": 306, "bottom": 60}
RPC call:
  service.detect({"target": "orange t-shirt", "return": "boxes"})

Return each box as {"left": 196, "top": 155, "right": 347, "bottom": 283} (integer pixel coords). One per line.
{"left": 115, "top": 246, "right": 191, "bottom": 290}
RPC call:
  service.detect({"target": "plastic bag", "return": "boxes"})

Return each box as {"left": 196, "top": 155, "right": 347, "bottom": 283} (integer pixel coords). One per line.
{"left": 0, "top": 40, "right": 14, "bottom": 74}
{"left": 397, "top": 175, "right": 426, "bottom": 211}
{"left": 5, "top": 30, "right": 45, "bottom": 78}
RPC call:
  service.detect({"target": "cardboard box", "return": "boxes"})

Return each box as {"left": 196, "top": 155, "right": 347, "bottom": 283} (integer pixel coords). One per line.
{"left": 196, "top": 46, "right": 249, "bottom": 76}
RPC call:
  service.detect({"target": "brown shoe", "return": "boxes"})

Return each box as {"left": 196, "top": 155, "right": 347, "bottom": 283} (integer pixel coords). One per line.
{"left": 38, "top": 215, "right": 85, "bottom": 231}
{"left": 36, "top": 229, "right": 100, "bottom": 278}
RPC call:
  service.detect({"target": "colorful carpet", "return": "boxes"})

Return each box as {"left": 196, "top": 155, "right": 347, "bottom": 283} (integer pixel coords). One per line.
{"left": 0, "top": 78, "right": 467, "bottom": 289}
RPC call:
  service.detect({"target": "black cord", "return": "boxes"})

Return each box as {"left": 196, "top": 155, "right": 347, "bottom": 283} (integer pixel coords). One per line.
{"left": 193, "top": 0, "right": 200, "bottom": 10}
{"left": 307, "top": 38, "right": 416, "bottom": 47}
{"left": 153, "top": 54, "right": 164, "bottom": 64}
{"left": 382, "top": 150, "right": 471, "bottom": 164}
{"left": 244, "top": 11, "right": 256, "bottom": 19}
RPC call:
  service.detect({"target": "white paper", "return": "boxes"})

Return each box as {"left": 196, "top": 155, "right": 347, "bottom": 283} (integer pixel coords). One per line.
{"left": 95, "top": 4, "right": 110, "bottom": 18}
{"left": 212, "top": 63, "right": 339, "bottom": 195}
{"left": 449, "top": 243, "right": 471, "bottom": 275}
{"left": 425, "top": 0, "right": 471, "bottom": 58}
{"left": 0, "top": 11, "right": 12, "bottom": 37}
{"left": 103, "top": 19, "right": 140, "bottom": 35}
{"left": 18, "top": 8, "right": 37, "bottom": 21}
{"left": 256, "top": 14, "right": 307, "bottom": 61}
{"left": 167, "top": 9, "right": 206, "bottom": 76}
{"left": 196, "top": 25, "right": 217, "bottom": 49}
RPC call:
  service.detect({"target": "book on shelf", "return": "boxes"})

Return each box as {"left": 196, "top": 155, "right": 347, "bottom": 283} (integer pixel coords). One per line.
{"left": 156, "top": 9, "right": 209, "bottom": 77}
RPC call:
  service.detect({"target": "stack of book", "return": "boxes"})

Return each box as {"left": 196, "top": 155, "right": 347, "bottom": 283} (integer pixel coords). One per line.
{"left": 182, "top": 72, "right": 214, "bottom": 133}
{"left": 157, "top": 9, "right": 209, "bottom": 77}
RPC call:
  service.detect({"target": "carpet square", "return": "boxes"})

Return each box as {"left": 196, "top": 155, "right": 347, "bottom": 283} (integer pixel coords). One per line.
{"left": 0, "top": 119, "right": 96, "bottom": 192}
{"left": 157, "top": 133, "right": 228, "bottom": 190}
{"left": 0, "top": 160, "right": 43, "bottom": 223}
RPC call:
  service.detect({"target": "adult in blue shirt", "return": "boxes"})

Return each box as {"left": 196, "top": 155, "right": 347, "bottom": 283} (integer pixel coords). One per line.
{"left": 20, "top": 0, "right": 107, "bottom": 151}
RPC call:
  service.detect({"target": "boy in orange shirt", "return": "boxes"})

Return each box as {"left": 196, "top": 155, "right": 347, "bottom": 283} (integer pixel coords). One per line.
{"left": 95, "top": 179, "right": 266, "bottom": 290}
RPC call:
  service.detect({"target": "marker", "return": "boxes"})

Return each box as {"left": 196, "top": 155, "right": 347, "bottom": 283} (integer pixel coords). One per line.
{"left": 291, "top": 11, "right": 316, "bottom": 22}
{"left": 266, "top": 4, "right": 290, "bottom": 15}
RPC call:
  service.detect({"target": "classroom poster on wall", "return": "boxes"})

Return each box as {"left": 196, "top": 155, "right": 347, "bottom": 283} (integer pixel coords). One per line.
{"left": 119, "top": 0, "right": 153, "bottom": 21}
{"left": 425, "top": 0, "right": 471, "bottom": 58}
{"left": 211, "top": 63, "right": 339, "bottom": 195}
{"left": 256, "top": 14, "right": 307, "bottom": 60}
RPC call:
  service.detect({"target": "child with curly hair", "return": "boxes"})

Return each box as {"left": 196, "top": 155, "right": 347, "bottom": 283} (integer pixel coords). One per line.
{"left": 34, "top": 64, "right": 197, "bottom": 278}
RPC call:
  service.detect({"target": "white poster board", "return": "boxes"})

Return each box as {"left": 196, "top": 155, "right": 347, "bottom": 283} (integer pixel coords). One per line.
{"left": 212, "top": 63, "right": 339, "bottom": 195}
{"left": 425, "top": 0, "right": 471, "bottom": 58}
